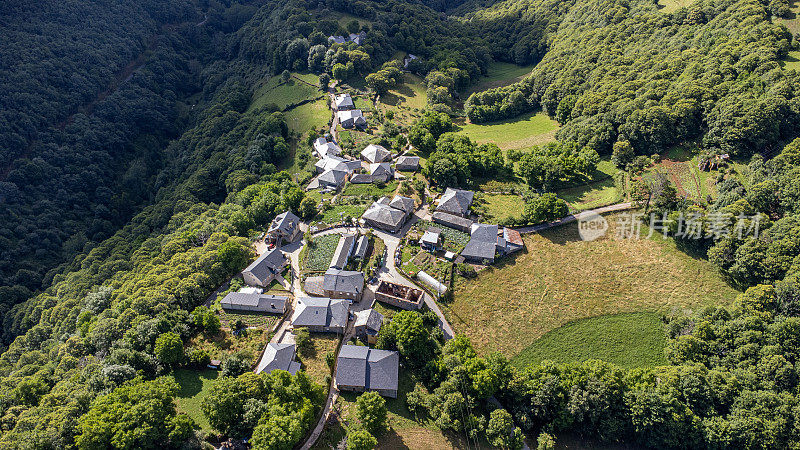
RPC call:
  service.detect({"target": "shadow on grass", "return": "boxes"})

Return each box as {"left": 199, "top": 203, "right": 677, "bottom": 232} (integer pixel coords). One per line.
{"left": 174, "top": 369, "right": 219, "bottom": 399}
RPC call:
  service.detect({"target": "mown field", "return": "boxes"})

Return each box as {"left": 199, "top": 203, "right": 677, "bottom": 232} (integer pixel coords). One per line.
{"left": 512, "top": 312, "right": 668, "bottom": 369}
{"left": 457, "top": 111, "right": 559, "bottom": 151}
{"left": 444, "top": 216, "right": 739, "bottom": 359}
{"left": 463, "top": 61, "right": 535, "bottom": 97}
{"left": 248, "top": 73, "right": 323, "bottom": 112}
{"left": 174, "top": 369, "right": 220, "bottom": 433}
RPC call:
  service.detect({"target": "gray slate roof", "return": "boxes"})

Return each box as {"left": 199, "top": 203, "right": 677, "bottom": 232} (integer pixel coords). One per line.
{"left": 362, "top": 202, "right": 406, "bottom": 230}
{"left": 432, "top": 211, "right": 474, "bottom": 231}
{"left": 395, "top": 155, "right": 420, "bottom": 170}
{"left": 243, "top": 249, "right": 286, "bottom": 284}
{"left": 361, "top": 144, "right": 391, "bottom": 163}
{"left": 389, "top": 196, "right": 415, "bottom": 215}
{"left": 470, "top": 223, "right": 499, "bottom": 243}
{"left": 461, "top": 240, "right": 497, "bottom": 261}
{"left": 330, "top": 234, "right": 356, "bottom": 269}
{"left": 292, "top": 297, "right": 349, "bottom": 329}
{"left": 324, "top": 268, "right": 364, "bottom": 295}
{"left": 437, "top": 188, "right": 474, "bottom": 216}
{"left": 221, "top": 292, "right": 288, "bottom": 313}
{"left": 336, "top": 345, "right": 399, "bottom": 393}
{"left": 334, "top": 93, "right": 354, "bottom": 109}
{"left": 269, "top": 210, "right": 300, "bottom": 236}
{"left": 318, "top": 168, "right": 347, "bottom": 187}
{"left": 369, "top": 162, "right": 394, "bottom": 180}
{"left": 257, "top": 343, "right": 300, "bottom": 374}
{"left": 353, "top": 235, "right": 370, "bottom": 259}
{"left": 354, "top": 309, "right": 383, "bottom": 332}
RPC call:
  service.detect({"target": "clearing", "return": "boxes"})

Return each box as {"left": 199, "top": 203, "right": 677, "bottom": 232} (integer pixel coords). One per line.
{"left": 248, "top": 74, "right": 323, "bottom": 112}
{"left": 284, "top": 97, "right": 330, "bottom": 134}
{"left": 473, "top": 193, "right": 524, "bottom": 222}
{"left": 657, "top": 0, "right": 697, "bottom": 13}
{"left": 443, "top": 216, "right": 739, "bottom": 359}
{"left": 456, "top": 111, "right": 559, "bottom": 151}
{"left": 463, "top": 61, "right": 534, "bottom": 97}
{"left": 298, "top": 333, "right": 341, "bottom": 387}
{"left": 174, "top": 369, "right": 220, "bottom": 433}
{"left": 512, "top": 312, "right": 668, "bottom": 369}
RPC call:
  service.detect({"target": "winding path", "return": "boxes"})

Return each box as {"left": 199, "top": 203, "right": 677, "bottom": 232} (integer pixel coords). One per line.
{"left": 513, "top": 202, "right": 634, "bottom": 234}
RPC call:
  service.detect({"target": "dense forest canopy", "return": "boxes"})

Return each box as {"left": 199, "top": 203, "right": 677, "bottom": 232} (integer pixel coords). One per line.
{"left": 2, "top": 0, "right": 800, "bottom": 447}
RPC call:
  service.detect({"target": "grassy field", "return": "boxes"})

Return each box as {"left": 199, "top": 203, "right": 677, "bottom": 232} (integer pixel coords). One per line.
{"left": 298, "top": 333, "right": 340, "bottom": 387}
{"left": 559, "top": 177, "right": 621, "bottom": 211}
{"left": 444, "top": 217, "right": 739, "bottom": 358}
{"left": 657, "top": 0, "right": 697, "bottom": 13}
{"left": 457, "top": 111, "right": 559, "bottom": 151}
{"left": 249, "top": 75, "right": 322, "bottom": 112}
{"left": 376, "top": 73, "right": 428, "bottom": 127}
{"left": 463, "top": 62, "right": 534, "bottom": 97}
{"left": 475, "top": 193, "right": 524, "bottom": 222}
{"left": 305, "top": 233, "right": 342, "bottom": 271}
{"left": 285, "top": 97, "right": 330, "bottom": 134}
{"left": 782, "top": 50, "right": 800, "bottom": 72}
{"left": 341, "top": 181, "right": 398, "bottom": 197}
{"left": 512, "top": 312, "right": 668, "bottom": 369}
{"left": 174, "top": 369, "right": 219, "bottom": 433}
{"left": 317, "top": 204, "right": 368, "bottom": 225}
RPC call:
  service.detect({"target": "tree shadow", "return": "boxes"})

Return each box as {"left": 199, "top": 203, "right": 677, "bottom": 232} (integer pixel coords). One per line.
{"left": 174, "top": 369, "right": 218, "bottom": 399}
{"left": 375, "top": 428, "right": 411, "bottom": 450}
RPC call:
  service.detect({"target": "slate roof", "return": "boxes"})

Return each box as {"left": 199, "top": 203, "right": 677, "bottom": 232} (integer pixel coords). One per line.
{"left": 318, "top": 168, "right": 347, "bottom": 187}
{"left": 243, "top": 249, "right": 286, "bottom": 284}
{"left": 420, "top": 227, "right": 441, "bottom": 245}
{"left": 323, "top": 268, "right": 364, "bottom": 295}
{"left": 369, "top": 163, "right": 394, "bottom": 181}
{"left": 470, "top": 223, "right": 499, "bottom": 242}
{"left": 362, "top": 202, "right": 406, "bottom": 230}
{"left": 268, "top": 210, "right": 300, "bottom": 236}
{"left": 315, "top": 155, "right": 348, "bottom": 172}
{"left": 353, "top": 235, "right": 370, "bottom": 259}
{"left": 461, "top": 240, "right": 497, "bottom": 261}
{"left": 395, "top": 155, "right": 420, "bottom": 170}
{"left": 354, "top": 309, "right": 383, "bottom": 332}
{"left": 361, "top": 144, "right": 391, "bottom": 163}
{"left": 330, "top": 234, "right": 356, "bottom": 269}
{"left": 389, "top": 196, "right": 415, "bottom": 215}
{"left": 292, "top": 297, "right": 349, "bottom": 329}
{"left": 315, "top": 142, "right": 342, "bottom": 158}
{"left": 336, "top": 345, "right": 399, "bottom": 393}
{"left": 349, "top": 173, "right": 373, "bottom": 184}
{"left": 437, "top": 188, "right": 474, "bottom": 216}
{"left": 256, "top": 343, "right": 301, "bottom": 374}
{"left": 334, "top": 94, "right": 354, "bottom": 109}
{"left": 432, "top": 211, "right": 474, "bottom": 231}
{"left": 221, "top": 292, "right": 288, "bottom": 313}
{"left": 338, "top": 109, "right": 366, "bottom": 126}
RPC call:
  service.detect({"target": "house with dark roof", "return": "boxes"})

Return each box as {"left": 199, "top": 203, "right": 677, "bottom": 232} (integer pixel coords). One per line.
{"left": 313, "top": 137, "right": 342, "bottom": 158}
{"left": 255, "top": 343, "right": 301, "bottom": 375}
{"left": 362, "top": 201, "right": 407, "bottom": 233}
{"left": 432, "top": 211, "right": 474, "bottom": 233}
{"left": 436, "top": 188, "right": 474, "bottom": 217}
{"left": 221, "top": 291, "right": 288, "bottom": 314}
{"left": 241, "top": 249, "right": 288, "bottom": 287}
{"left": 333, "top": 93, "right": 354, "bottom": 111}
{"left": 361, "top": 144, "right": 391, "bottom": 164}
{"left": 354, "top": 309, "right": 383, "bottom": 344}
{"left": 330, "top": 234, "right": 356, "bottom": 270}
{"left": 395, "top": 155, "right": 420, "bottom": 171}
{"left": 352, "top": 235, "right": 370, "bottom": 260}
{"left": 336, "top": 345, "right": 399, "bottom": 398}
{"left": 389, "top": 196, "right": 415, "bottom": 216}
{"left": 338, "top": 109, "right": 366, "bottom": 129}
{"left": 461, "top": 223, "right": 501, "bottom": 264}
{"left": 323, "top": 268, "right": 364, "bottom": 302}
{"left": 267, "top": 210, "right": 300, "bottom": 245}
{"left": 317, "top": 168, "right": 348, "bottom": 190}
{"left": 368, "top": 163, "right": 394, "bottom": 183}
{"left": 291, "top": 297, "right": 349, "bottom": 333}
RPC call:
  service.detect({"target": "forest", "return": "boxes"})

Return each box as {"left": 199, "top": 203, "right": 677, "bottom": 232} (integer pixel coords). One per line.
{"left": 2, "top": 0, "right": 800, "bottom": 447}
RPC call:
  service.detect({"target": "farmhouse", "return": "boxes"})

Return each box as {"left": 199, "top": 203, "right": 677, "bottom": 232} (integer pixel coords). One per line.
{"left": 389, "top": 195, "right": 415, "bottom": 216}
{"left": 432, "top": 211, "right": 474, "bottom": 232}
{"left": 361, "top": 144, "right": 391, "bottom": 164}
{"left": 316, "top": 168, "right": 348, "bottom": 190}
{"left": 313, "top": 138, "right": 342, "bottom": 158}
{"left": 315, "top": 155, "right": 350, "bottom": 174}
{"left": 354, "top": 309, "right": 383, "bottom": 344}
{"left": 330, "top": 233, "right": 357, "bottom": 269}
{"left": 395, "top": 155, "right": 420, "bottom": 171}
{"left": 267, "top": 210, "right": 300, "bottom": 245}
{"left": 220, "top": 291, "right": 288, "bottom": 314}
{"left": 436, "top": 188, "right": 474, "bottom": 217}
{"left": 420, "top": 227, "right": 441, "bottom": 252}
{"left": 362, "top": 201, "right": 406, "bottom": 233}
{"left": 375, "top": 280, "right": 424, "bottom": 310}
{"left": 336, "top": 345, "right": 399, "bottom": 398}
{"left": 338, "top": 109, "right": 366, "bottom": 129}
{"left": 461, "top": 223, "right": 500, "bottom": 264}
{"left": 368, "top": 163, "right": 394, "bottom": 183}
{"left": 255, "top": 343, "right": 301, "bottom": 375}
{"left": 333, "top": 93, "right": 354, "bottom": 111}
{"left": 291, "top": 297, "right": 349, "bottom": 333}
{"left": 323, "top": 268, "right": 364, "bottom": 302}
{"left": 352, "top": 234, "right": 370, "bottom": 260}
{"left": 241, "top": 248, "right": 288, "bottom": 287}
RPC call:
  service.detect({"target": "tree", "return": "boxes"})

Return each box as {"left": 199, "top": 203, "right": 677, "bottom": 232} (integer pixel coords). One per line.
{"left": 281, "top": 70, "right": 292, "bottom": 82}
{"left": 536, "top": 432, "right": 556, "bottom": 450}
{"left": 154, "top": 332, "right": 183, "bottom": 366}
{"left": 522, "top": 193, "right": 568, "bottom": 225}
{"left": 486, "top": 409, "right": 524, "bottom": 450}
{"left": 347, "top": 429, "right": 377, "bottom": 450}
{"left": 299, "top": 196, "right": 318, "bottom": 220}
{"left": 356, "top": 391, "right": 387, "bottom": 435}
{"left": 611, "top": 139, "right": 635, "bottom": 168}
{"left": 217, "top": 239, "right": 253, "bottom": 273}
{"left": 221, "top": 353, "right": 251, "bottom": 378}
{"left": 76, "top": 377, "right": 196, "bottom": 449}
{"left": 319, "top": 73, "right": 331, "bottom": 90}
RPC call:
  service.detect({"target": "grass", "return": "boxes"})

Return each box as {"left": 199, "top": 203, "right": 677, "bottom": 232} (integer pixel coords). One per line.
{"left": 475, "top": 193, "right": 523, "bottom": 221}
{"left": 174, "top": 369, "right": 219, "bottom": 433}
{"left": 187, "top": 329, "right": 269, "bottom": 365}
{"left": 781, "top": 50, "right": 800, "bottom": 72}
{"left": 415, "top": 220, "right": 470, "bottom": 253}
{"left": 249, "top": 75, "right": 323, "bottom": 112}
{"left": 443, "top": 215, "right": 739, "bottom": 359}
{"left": 317, "top": 204, "right": 368, "bottom": 225}
{"left": 305, "top": 233, "right": 342, "bottom": 271}
{"left": 657, "top": 0, "right": 697, "bottom": 13}
{"left": 284, "top": 97, "right": 330, "bottom": 134}
{"left": 463, "top": 61, "right": 534, "bottom": 97}
{"left": 456, "top": 111, "right": 559, "bottom": 151}
{"left": 512, "top": 312, "right": 668, "bottom": 369}
{"left": 377, "top": 73, "right": 428, "bottom": 127}
{"left": 297, "top": 333, "right": 340, "bottom": 387}
{"left": 341, "top": 181, "right": 398, "bottom": 197}
{"left": 558, "top": 177, "right": 621, "bottom": 211}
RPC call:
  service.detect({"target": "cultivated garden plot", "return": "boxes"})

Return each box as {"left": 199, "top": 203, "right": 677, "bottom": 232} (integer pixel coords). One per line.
{"left": 304, "top": 233, "right": 342, "bottom": 272}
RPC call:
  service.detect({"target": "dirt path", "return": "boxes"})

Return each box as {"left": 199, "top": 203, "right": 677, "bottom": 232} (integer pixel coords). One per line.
{"left": 513, "top": 202, "right": 635, "bottom": 234}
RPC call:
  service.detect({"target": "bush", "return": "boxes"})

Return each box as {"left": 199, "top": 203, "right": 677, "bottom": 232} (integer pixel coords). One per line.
{"left": 221, "top": 353, "right": 250, "bottom": 377}
{"left": 457, "top": 263, "right": 477, "bottom": 279}
{"left": 188, "top": 349, "right": 211, "bottom": 368}
{"left": 356, "top": 391, "right": 387, "bottom": 435}
{"left": 347, "top": 429, "right": 377, "bottom": 450}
